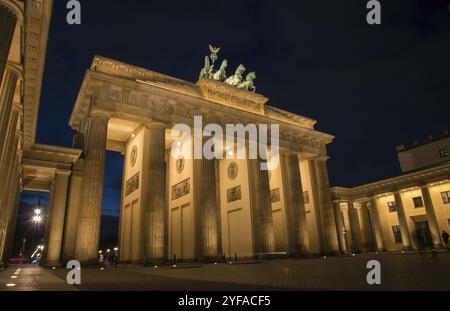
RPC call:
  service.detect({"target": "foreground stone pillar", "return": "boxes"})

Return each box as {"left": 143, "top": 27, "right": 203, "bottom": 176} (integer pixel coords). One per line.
{"left": 62, "top": 162, "right": 83, "bottom": 261}
{"left": 333, "top": 202, "right": 347, "bottom": 253}
{"left": 0, "top": 4, "right": 17, "bottom": 84}
{"left": 348, "top": 201, "right": 362, "bottom": 253}
{"left": 0, "top": 65, "right": 19, "bottom": 158}
{"left": 280, "top": 154, "right": 309, "bottom": 255}
{"left": 44, "top": 171, "right": 71, "bottom": 266}
{"left": 357, "top": 201, "right": 375, "bottom": 251}
{"left": 310, "top": 157, "right": 339, "bottom": 254}
{"left": 247, "top": 147, "right": 274, "bottom": 255}
{"left": 420, "top": 185, "right": 442, "bottom": 248}
{"left": 74, "top": 111, "right": 110, "bottom": 263}
{"left": 369, "top": 196, "right": 385, "bottom": 251}
{"left": 193, "top": 150, "right": 220, "bottom": 260}
{"left": 141, "top": 123, "right": 166, "bottom": 263}
{"left": 0, "top": 104, "right": 20, "bottom": 264}
{"left": 393, "top": 191, "right": 412, "bottom": 249}
{"left": 0, "top": 146, "right": 20, "bottom": 265}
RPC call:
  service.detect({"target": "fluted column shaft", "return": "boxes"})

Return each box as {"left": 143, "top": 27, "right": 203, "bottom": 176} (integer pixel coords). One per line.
{"left": 0, "top": 105, "right": 20, "bottom": 263}
{"left": 310, "top": 158, "right": 339, "bottom": 254}
{"left": 333, "top": 202, "right": 347, "bottom": 253}
{"left": 369, "top": 197, "right": 385, "bottom": 251}
{"left": 0, "top": 4, "right": 17, "bottom": 84}
{"left": 141, "top": 123, "right": 166, "bottom": 262}
{"left": 348, "top": 201, "right": 362, "bottom": 253}
{"left": 420, "top": 186, "right": 442, "bottom": 248}
{"left": 247, "top": 147, "right": 274, "bottom": 255}
{"left": 0, "top": 67, "right": 18, "bottom": 157}
{"left": 4, "top": 182, "right": 20, "bottom": 263}
{"left": 44, "top": 171, "right": 71, "bottom": 265}
{"left": 194, "top": 148, "right": 220, "bottom": 260}
{"left": 393, "top": 191, "right": 412, "bottom": 249}
{"left": 358, "top": 202, "right": 374, "bottom": 250}
{"left": 280, "top": 154, "right": 309, "bottom": 255}
{"left": 0, "top": 146, "right": 20, "bottom": 264}
{"left": 74, "top": 111, "right": 109, "bottom": 263}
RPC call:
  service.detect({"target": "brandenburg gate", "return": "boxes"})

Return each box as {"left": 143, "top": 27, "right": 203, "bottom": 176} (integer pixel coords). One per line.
{"left": 58, "top": 54, "right": 339, "bottom": 264}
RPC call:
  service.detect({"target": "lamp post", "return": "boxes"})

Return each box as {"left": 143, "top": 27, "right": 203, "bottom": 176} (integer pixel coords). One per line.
{"left": 31, "top": 208, "right": 42, "bottom": 250}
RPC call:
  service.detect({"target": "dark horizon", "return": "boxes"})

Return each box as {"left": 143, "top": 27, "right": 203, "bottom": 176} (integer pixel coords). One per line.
{"left": 32, "top": 0, "right": 450, "bottom": 217}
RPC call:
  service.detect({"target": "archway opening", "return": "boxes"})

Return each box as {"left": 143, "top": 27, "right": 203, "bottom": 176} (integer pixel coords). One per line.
{"left": 98, "top": 151, "right": 123, "bottom": 261}
{"left": 9, "top": 191, "right": 50, "bottom": 264}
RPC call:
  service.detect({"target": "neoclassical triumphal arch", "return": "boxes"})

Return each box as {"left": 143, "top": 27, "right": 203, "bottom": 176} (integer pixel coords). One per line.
{"left": 55, "top": 55, "right": 340, "bottom": 265}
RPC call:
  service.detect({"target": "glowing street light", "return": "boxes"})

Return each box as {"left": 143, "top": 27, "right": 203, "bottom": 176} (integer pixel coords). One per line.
{"left": 33, "top": 215, "right": 42, "bottom": 223}
{"left": 35, "top": 209, "right": 41, "bottom": 215}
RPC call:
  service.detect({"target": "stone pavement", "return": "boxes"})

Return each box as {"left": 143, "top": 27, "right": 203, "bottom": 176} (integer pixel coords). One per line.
{"left": 1, "top": 252, "right": 449, "bottom": 291}
{"left": 0, "top": 265, "right": 77, "bottom": 291}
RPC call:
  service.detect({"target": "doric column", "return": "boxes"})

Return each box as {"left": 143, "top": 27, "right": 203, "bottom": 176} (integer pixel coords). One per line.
{"left": 341, "top": 205, "right": 354, "bottom": 252}
{"left": 62, "top": 162, "right": 83, "bottom": 261}
{"left": 347, "top": 201, "right": 362, "bottom": 253}
{"left": 420, "top": 185, "right": 442, "bottom": 248}
{"left": 44, "top": 170, "right": 71, "bottom": 266}
{"left": 310, "top": 157, "right": 339, "bottom": 254}
{"left": 0, "top": 3, "right": 17, "bottom": 84}
{"left": 3, "top": 180, "right": 21, "bottom": 264}
{"left": 369, "top": 196, "right": 385, "bottom": 251}
{"left": 0, "top": 103, "right": 20, "bottom": 263}
{"left": 357, "top": 201, "right": 375, "bottom": 251}
{"left": 247, "top": 146, "right": 274, "bottom": 255}
{"left": 333, "top": 202, "right": 347, "bottom": 253}
{"left": 393, "top": 191, "right": 412, "bottom": 249}
{"left": 0, "top": 65, "right": 19, "bottom": 157}
{"left": 193, "top": 145, "right": 220, "bottom": 260}
{"left": 0, "top": 145, "right": 20, "bottom": 264}
{"left": 280, "top": 153, "right": 309, "bottom": 255}
{"left": 74, "top": 111, "right": 110, "bottom": 263}
{"left": 141, "top": 123, "right": 166, "bottom": 263}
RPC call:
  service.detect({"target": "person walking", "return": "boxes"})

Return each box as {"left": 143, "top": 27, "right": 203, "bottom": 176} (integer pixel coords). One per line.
{"left": 99, "top": 252, "right": 105, "bottom": 269}
{"left": 442, "top": 230, "right": 450, "bottom": 250}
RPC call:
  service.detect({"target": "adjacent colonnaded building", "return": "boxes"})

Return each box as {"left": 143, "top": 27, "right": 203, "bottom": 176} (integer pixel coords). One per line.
{"left": 0, "top": 0, "right": 449, "bottom": 267}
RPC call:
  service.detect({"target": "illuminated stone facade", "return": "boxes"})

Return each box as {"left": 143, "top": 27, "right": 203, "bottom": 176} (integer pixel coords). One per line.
{"left": 331, "top": 137, "right": 450, "bottom": 252}
{"left": 65, "top": 56, "right": 338, "bottom": 263}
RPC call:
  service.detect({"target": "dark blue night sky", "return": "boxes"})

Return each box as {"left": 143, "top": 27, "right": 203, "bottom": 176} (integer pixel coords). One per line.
{"left": 31, "top": 0, "right": 450, "bottom": 217}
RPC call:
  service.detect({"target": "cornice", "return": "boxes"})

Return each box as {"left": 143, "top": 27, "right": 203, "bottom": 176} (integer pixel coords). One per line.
{"left": 331, "top": 163, "right": 450, "bottom": 201}
{"left": 22, "top": 0, "right": 53, "bottom": 150}
{"left": 69, "top": 68, "right": 333, "bottom": 156}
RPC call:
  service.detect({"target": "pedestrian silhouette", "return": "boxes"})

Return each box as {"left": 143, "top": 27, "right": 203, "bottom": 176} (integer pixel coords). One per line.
{"left": 442, "top": 230, "right": 450, "bottom": 250}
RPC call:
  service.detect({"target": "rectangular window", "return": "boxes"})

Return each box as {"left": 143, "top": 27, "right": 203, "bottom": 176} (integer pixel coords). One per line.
{"left": 439, "top": 148, "right": 449, "bottom": 158}
{"left": 387, "top": 201, "right": 397, "bottom": 212}
{"left": 412, "top": 196, "right": 424, "bottom": 208}
{"left": 392, "top": 225, "right": 403, "bottom": 244}
{"left": 441, "top": 191, "right": 450, "bottom": 204}
{"left": 303, "top": 191, "right": 310, "bottom": 204}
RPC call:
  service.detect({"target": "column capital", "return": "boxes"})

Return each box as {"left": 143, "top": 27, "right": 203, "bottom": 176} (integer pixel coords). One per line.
{"left": 312, "top": 155, "right": 330, "bottom": 162}
{"left": 5, "top": 61, "right": 23, "bottom": 79}
{"left": 55, "top": 169, "right": 72, "bottom": 177}
{"left": 90, "top": 109, "right": 111, "bottom": 119}
{"left": 145, "top": 121, "right": 167, "bottom": 130}
{"left": 12, "top": 101, "right": 22, "bottom": 113}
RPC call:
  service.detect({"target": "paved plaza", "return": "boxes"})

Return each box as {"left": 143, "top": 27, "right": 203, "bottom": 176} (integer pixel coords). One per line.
{"left": 1, "top": 252, "right": 449, "bottom": 291}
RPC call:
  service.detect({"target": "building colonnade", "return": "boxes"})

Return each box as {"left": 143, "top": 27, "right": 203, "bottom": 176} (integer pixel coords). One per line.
{"left": 332, "top": 180, "right": 448, "bottom": 253}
